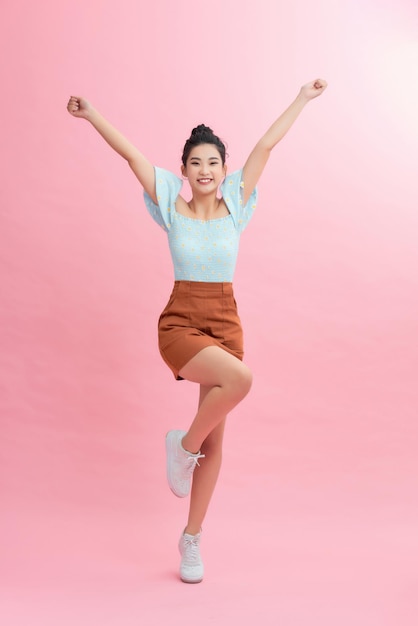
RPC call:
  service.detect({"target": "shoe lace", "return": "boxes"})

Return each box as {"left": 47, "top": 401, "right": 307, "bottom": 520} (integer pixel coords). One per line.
{"left": 184, "top": 452, "right": 205, "bottom": 475}
{"left": 183, "top": 535, "right": 201, "bottom": 564}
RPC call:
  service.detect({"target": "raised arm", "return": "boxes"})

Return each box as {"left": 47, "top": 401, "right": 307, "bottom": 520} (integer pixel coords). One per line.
{"left": 67, "top": 96, "right": 157, "bottom": 202}
{"left": 241, "top": 79, "right": 327, "bottom": 204}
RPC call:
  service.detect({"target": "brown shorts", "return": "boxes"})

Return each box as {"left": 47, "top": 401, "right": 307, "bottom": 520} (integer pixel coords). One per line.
{"left": 158, "top": 281, "right": 244, "bottom": 380}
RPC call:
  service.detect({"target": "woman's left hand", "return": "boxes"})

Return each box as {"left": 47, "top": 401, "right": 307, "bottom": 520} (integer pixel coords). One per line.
{"left": 300, "top": 79, "right": 328, "bottom": 101}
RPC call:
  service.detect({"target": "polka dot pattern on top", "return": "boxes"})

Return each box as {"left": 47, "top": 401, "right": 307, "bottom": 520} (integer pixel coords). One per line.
{"left": 143, "top": 168, "right": 257, "bottom": 282}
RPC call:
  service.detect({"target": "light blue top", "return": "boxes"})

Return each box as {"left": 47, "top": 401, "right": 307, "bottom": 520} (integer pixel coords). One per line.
{"left": 144, "top": 167, "right": 257, "bottom": 282}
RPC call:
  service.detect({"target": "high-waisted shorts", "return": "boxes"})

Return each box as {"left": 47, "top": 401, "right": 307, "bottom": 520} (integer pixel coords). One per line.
{"left": 158, "top": 281, "right": 244, "bottom": 380}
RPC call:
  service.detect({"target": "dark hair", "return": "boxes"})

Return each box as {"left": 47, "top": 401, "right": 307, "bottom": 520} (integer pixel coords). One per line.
{"left": 182, "top": 124, "right": 227, "bottom": 166}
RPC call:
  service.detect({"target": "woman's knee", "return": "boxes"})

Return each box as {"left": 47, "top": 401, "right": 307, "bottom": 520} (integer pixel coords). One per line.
{"left": 241, "top": 364, "right": 253, "bottom": 394}
{"left": 227, "top": 362, "right": 253, "bottom": 399}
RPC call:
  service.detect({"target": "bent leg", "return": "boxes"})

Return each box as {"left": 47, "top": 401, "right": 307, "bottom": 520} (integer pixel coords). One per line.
{"left": 179, "top": 347, "right": 252, "bottom": 534}
{"left": 185, "top": 387, "right": 226, "bottom": 535}
{"left": 179, "top": 346, "right": 252, "bottom": 454}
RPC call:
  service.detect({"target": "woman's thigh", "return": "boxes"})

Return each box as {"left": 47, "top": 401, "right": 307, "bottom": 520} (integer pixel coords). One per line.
{"left": 179, "top": 346, "right": 252, "bottom": 389}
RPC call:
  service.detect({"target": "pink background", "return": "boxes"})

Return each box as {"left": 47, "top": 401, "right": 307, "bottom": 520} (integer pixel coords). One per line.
{"left": 1, "top": 0, "right": 417, "bottom": 624}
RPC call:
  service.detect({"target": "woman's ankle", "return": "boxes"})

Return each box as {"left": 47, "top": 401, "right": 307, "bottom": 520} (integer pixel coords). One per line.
{"left": 181, "top": 435, "right": 200, "bottom": 455}
{"left": 184, "top": 525, "right": 202, "bottom": 536}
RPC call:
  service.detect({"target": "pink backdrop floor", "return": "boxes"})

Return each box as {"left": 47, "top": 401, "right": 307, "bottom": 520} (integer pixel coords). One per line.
{"left": 2, "top": 378, "right": 417, "bottom": 626}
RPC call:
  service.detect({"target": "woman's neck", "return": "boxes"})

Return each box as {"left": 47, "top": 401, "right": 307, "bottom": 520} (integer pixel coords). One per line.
{"left": 188, "top": 195, "right": 221, "bottom": 220}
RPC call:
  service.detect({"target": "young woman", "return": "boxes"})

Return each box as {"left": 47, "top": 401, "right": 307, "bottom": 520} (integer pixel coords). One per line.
{"left": 67, "top": 78, "right": 327, "bottom": 583}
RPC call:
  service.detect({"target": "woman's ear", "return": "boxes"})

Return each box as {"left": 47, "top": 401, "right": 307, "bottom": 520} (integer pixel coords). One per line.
{"left": 181, "top": 165, "right": 187, "bottom": 179}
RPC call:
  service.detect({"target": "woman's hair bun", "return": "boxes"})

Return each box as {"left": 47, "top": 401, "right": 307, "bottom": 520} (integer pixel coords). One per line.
{"left": 191, "top": 124, "right": 214, "bottom": 137}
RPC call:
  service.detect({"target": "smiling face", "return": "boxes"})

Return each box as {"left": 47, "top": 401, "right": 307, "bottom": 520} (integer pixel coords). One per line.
{"left": 182, "top": 144, "right": 227, "bottom": 195}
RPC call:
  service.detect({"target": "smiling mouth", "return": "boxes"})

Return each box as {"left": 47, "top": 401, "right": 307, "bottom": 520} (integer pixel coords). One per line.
{"left": 198, "top": 178, "right": 213, "bottom": 183}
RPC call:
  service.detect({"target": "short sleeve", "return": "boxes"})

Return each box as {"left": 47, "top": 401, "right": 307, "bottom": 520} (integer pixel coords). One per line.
{"left": 143, "top": 167, "right": 182, "bottom": 232}
{"left": 220, "top": 169, "right": 257, "bottom": 233}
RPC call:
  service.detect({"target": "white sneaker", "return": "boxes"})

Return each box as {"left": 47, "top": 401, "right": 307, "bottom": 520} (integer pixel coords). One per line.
{"left": 166, "top": 430, "right": 205, "bottom": 498}
{"left": 179, "top": 530, "right": 204, "bottom": 583}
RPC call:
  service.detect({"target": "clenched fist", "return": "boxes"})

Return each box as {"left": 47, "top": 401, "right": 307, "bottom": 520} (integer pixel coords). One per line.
{"left": 300, "top": 79, "right": 328, "bottom": 101}
{"left": 67, "top": 96, "right": 93, "bottom": 119}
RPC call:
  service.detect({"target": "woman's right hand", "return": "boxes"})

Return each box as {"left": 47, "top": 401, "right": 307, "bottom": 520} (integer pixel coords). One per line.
{"left": 65, "top": 96, "right": 156, "bottom": 199}
{"left": 67, "top": 96, "right": 93, "bottom": 119}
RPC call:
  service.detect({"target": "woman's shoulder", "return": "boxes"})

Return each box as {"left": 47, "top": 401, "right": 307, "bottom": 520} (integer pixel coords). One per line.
{"left": 220, "top": 169, "right": 244, "bottom": 203}
{"left": 154, "top": 167, "right": 183, "bottom": 191}
{"left": 220, "top": 168, "right": 257, "bottom": 232}
{"left": 145, "top": 167, "right": 183, "bottom": 207}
